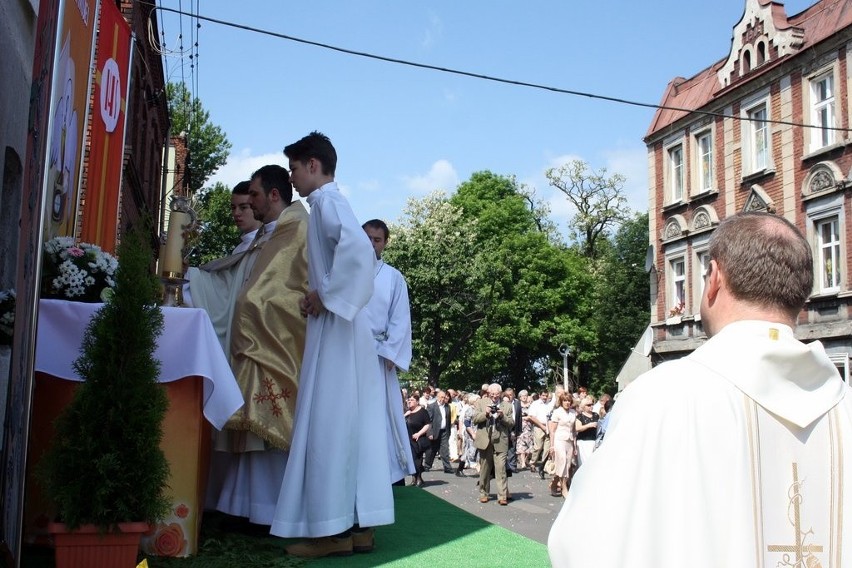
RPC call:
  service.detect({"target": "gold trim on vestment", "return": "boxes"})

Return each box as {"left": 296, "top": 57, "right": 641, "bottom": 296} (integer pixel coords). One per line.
{"left": 224, "top": 202, "right": 309, "bottom": 449}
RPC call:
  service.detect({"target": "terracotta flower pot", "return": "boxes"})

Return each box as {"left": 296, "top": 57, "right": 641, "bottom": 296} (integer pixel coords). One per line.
{"left": 48, "top": 521, "right": 149, "bottom": 568}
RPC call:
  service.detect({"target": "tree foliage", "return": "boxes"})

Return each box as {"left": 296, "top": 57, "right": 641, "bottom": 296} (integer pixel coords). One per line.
{"left": 384, "top": 192, "right": 490, "bottom": 389}
{"left": 167, "top": 82, "right": 231, "bottom": 193}
{"left": 386, "top": 173, "right": 596, "bottom": 393}
{"left": 185, "top": 182, "right": 240, "bottom": 265}
{"left": 546, "top": 159, "right": 629, "bottom": 258}
{"left": 587, "top": 212, "right": 651, "bottom": 394}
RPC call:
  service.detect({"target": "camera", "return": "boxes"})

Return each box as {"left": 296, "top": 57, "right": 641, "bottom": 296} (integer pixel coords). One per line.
{"left": 489, "top": 403, "right": 500, "bottom": 414}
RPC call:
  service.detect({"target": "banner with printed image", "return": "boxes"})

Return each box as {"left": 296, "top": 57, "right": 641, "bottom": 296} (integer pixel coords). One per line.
{"left": 45, "top": 0, "right": 100, "bottom": 239}
{"left": 79, "top": 0, "right": 132, "bottom": 253}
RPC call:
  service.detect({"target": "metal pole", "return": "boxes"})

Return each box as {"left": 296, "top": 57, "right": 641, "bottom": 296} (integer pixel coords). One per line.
{"left": 559, "top": 344, "right": 570, "bottom": 392}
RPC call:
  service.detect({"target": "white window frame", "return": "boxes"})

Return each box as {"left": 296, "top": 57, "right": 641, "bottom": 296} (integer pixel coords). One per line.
{"left": 829, "top": 353, "right": 850, "bottom": 382}
{"left": 668, "top": 144, "right": 684, "bottom": 203}
{"left": 809, "top": 71, "right": 835, "bottom": 152}
{"left": 670, "top": 257, "right": 686, "bottom": 310}
{"left": 748, "top": 104, "right": 769, "bottom": 172}
{"left": 694, "top": 130, "right": 713, "bottom": 194}
{"left": 805, "top": 194, "right": 846, "bottom": 297}
{"left": 740, "top": 90, "right": 772, "bottom": 177}
{"left": 816, "top": 216, "right": 841, "bottom": 293}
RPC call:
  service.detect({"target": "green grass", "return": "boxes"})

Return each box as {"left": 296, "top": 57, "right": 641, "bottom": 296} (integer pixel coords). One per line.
{"left": 21, "top": 486, "right": 549, "bottom": 567}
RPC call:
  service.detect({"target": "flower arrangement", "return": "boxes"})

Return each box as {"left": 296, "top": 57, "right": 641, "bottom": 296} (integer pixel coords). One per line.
{"left": 0, "top": 289, "right": 14, "bottom": 345}
{"left": 41, "top": 236, "right": 118, "bottom": 303}
{"left": 668, "top": 301, "right": 686, "bottom": 318}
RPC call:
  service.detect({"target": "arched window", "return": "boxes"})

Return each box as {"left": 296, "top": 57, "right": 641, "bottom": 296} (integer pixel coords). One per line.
{"left": 742, "top": 50, "right": 752, "bottom": 74}
{"left": 756, "top": 41, "right": 766, "bottom": 65}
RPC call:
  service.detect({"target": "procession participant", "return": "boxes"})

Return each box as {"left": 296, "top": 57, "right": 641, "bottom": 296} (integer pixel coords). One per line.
{"left": 186, "top": 165, "right": 308, "bottom": 525}
{"left": 271, "top": 132, "right": 392, "bottom": 558}
{"left": 362, "top": 218, "right": 416, "bottom": 484}
{"left": 549, "top": 212, "right": 852, "bottom": 567}
{"left": 473, "top": 383, "right": 515, "bottom": 505}
{"left": 230, "top": 180, "right": 263, "bottom": 254}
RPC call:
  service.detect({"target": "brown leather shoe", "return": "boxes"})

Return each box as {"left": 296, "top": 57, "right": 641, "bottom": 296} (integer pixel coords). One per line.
{"left": 352, "top": 528, "right": 375, "bottom": 553}
{"left": 286, "top": 535, "right": 353, "bottom": 558}
{"left": 479, "top": 496, "right": 489, "bottom": 503}
{"left": 498, "top": 499, "right": 508, "bottom": 506}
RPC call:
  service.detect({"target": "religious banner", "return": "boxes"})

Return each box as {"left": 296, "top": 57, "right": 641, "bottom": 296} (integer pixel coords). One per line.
{"left": 79, "top": 0, "right": 132, "bottom": 253}
{"left": 45, "top": 0, "right": 99, "bottom": 239}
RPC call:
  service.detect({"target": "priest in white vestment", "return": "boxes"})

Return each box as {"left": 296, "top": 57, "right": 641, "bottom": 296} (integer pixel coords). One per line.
{"left": 271, "top": 132, "right": 392, "bottom": 558}
{"left": 185, "top": 165, "right": 308, "bottom": 526}
{"left": 362, "top": 218, "right": 417, "bottom": 484}
{"left": 549, "top": 211, "right": 852, "bottom": 567}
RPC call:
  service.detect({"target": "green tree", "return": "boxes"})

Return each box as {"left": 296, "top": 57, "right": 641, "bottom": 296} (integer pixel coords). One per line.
{"left": 383, "top": 192, "right": 492, "bottom": 388}
{"left": 167, "top": 83, "right": 231, "bottom": 193}
{"left": 450, "top": 172, "right": 595, "bottom": 391}
{"left": 588, "top": 212, "right": 651, "bottom": 393}
{"left": 545, "top": 159, "right": 629, "bottom": 258}
{"left": 186, "top": 182, "right": 240, "bottom": 265}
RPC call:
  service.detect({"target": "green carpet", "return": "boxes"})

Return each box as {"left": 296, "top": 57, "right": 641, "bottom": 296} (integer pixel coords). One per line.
{"left": 21, "top": 486, "right": 549, "bottom": 567}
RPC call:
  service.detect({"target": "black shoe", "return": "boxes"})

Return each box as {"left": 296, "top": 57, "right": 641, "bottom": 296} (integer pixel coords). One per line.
{"left": 538, "top": 469, "right": 545, "bottom": 480}
{"left": 454, "top": 471, "right": 464, "bottom": 477}
{"left": 443, "top": 468, "right": 454, "bottom": 474}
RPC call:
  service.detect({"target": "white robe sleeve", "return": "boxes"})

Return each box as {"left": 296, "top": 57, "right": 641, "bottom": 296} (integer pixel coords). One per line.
{"left": 378, "top": 268, "right": 412, "bottom": 371}
{"left": 314, "top": 193, "right": 375, "bottom": 321}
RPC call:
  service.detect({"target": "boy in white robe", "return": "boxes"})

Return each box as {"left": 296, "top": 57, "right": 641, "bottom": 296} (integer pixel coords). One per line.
{"left": 549, "top": 212, "right": 851, "bottom": 567}
{"left": 362, "top": 219, "right": 417, "bottom": 484}
{"left": 271, "top": 132, "right": 392, "bottom": 558}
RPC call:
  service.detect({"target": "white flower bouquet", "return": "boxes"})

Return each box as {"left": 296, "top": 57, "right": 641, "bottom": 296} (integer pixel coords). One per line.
{"left": 41, "top": 236, "right": 118, "bottom": 303}
{"left": 0, "top": 289, "right": 14, "bottom": 345}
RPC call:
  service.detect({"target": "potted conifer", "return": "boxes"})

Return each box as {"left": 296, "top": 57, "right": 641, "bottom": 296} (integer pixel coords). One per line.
{"left": 38, "top": 227, "right": 171, "bottom": 568}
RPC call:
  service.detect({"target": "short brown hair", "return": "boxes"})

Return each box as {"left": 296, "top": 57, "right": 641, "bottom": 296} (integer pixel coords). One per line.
{"left": 708, "top": 212, "right": 812, "bottom": 318}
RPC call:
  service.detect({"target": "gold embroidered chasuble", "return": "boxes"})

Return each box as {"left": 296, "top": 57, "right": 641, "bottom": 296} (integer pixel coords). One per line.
{"left": 223, "top": 201, "right": 309, "bottom": 449}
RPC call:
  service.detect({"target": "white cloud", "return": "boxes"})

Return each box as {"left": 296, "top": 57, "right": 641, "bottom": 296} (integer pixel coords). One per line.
{"left": 421, "top": 12, "right": 443, "bottom": 49}
{"left": 206, "top": 148, "right": 286, "bottom": 189}
{"left": 402, "top": 159, "right": 459, "bottom": 195}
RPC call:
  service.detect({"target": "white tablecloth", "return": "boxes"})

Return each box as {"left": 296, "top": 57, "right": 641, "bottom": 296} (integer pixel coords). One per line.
{"left": 35, "top": 299, "right": 243, "bottom": 430}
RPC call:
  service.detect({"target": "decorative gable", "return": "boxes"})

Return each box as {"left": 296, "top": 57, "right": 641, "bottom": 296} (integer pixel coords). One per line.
{"left": 743, "top": 184, "right": 775, "bottom": 213}
{"left": 661, "top": 215, "right": 688, "bottom": 242}
{"left": 717, "top": 0, "right": 804, "bottom": 89}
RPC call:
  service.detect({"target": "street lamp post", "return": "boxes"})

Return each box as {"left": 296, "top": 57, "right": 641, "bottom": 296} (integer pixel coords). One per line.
{"left": 558, "top": 344, "right": 571, "bottom": 392}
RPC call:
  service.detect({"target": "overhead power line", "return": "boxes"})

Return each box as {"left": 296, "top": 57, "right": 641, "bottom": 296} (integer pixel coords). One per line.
{"left": 150, "top": 2, "right": 851, "bottom": 134}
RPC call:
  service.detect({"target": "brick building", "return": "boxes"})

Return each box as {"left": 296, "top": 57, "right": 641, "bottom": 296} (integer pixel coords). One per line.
{"left": 645, "top": 0, "right": 852, "bottom": 379}
{"left": 116, "top": 0, "right": 170, "bottom": 237}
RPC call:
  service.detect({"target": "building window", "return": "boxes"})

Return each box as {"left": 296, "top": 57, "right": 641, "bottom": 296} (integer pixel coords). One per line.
{"left": 697, "top": 251, "right": 711, "bottom": 299}
{"left": 668, "top": 144, "right": 684, "bottom": 202}
{"left": 817, "top": 217, "right": 841, "bottom": 292}
{"left": 695, "top": 131, "right": 713, "bottom": 193}
{"left": 748, "top": 104, "right": 769, "bottom": 172}
{"left": 810, "top": 72, "right": 835, "bottom": 151}
{"left": 670, "top": 257, "right": 686, "bottom": 314}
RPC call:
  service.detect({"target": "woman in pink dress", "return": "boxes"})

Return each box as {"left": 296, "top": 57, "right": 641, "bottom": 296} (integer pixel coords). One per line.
{"left": 548, "top": 391, "right": 576, "bottom": 497}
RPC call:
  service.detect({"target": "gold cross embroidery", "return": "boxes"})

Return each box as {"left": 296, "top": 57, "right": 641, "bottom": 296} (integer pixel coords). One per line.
{"left": 767, "top": 463, "right": 824, "bottom": 567}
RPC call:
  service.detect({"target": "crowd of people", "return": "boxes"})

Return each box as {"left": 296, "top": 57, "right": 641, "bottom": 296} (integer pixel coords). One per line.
{"left": 402, "top": 382, "right": 614, "bottom": 502}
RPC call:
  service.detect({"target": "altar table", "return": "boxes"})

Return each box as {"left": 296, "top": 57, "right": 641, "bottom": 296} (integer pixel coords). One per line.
{"left": 25, "top": 299, "right": 243, "bottom": 557}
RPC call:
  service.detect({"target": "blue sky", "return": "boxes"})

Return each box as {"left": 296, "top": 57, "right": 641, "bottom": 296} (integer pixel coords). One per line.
{"left": 156, "top": 0, "right": 813, "bottom": 236}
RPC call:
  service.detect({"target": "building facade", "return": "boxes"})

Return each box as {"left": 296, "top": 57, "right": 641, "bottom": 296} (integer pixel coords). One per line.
{"left": 645, "top": 0, "right": 852, "bottom": 379}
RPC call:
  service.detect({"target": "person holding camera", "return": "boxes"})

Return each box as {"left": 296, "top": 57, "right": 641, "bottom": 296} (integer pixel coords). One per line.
{"left": 473, "top": 383, "right": 515, "bottom": 505}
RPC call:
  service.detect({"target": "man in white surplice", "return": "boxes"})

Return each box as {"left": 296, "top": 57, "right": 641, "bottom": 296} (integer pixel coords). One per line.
{"left": 362, "top": 218, "right": 417, "bottom": 484}
{"left": 549, "top": 211, "right": 852, "bottom": 567}
{"left": 271, "top": 132, "right": 392, "bottom": 558}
